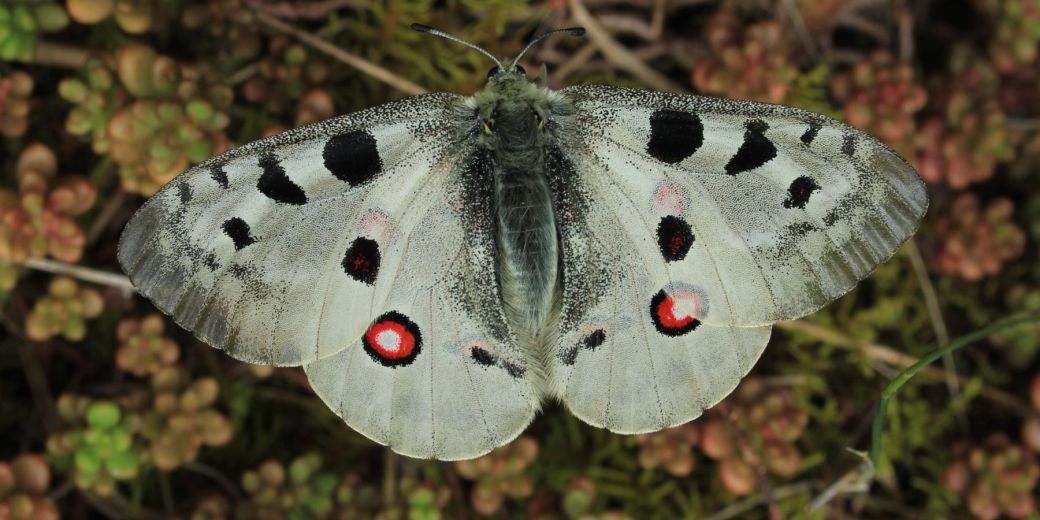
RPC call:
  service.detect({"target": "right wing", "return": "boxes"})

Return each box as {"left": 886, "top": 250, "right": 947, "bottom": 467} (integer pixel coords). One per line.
{"left": 305, "top": 149, "right": 540, "bottom": 460}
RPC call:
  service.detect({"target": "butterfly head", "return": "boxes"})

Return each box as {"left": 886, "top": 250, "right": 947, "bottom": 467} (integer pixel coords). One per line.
{"left": 485, "top": 63, "right": 527, "bottom": 80}
{"left": 473, "top": 76, "right": 548, "bottom": 147}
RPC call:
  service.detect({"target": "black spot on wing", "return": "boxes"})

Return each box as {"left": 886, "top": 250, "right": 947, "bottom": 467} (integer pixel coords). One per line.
{"left": 341, "top": 237, "right": 380, "bottom": 285}
{"left": 561, "top": 328, "right": 607, "bottom": 366}
{"left": 503, "top": 361, "right": 525, "bottom": 378}
{"left": 323, "top": 131, "right": 382, "bottom": 187}
{"left": 469, "top": 344, "right": 524, "bottom": 378}
{"left": 177, "top": 183, "right": 193, "bottom": 203}
{"left": 221, "top": 217, "right": 256, "bottom": 250}
{"left": 559, "top": 345, "right": 578, "bottom": 366}
{"left": 470, "top": 346, "right": 497, "bottom": 366}
{"left": 228, "top": 261, "right": 273, "bottom": 298}
{"left": 583, "top": 329, "right": 606, "bottom": 349}
{"left": 800, "top": 122, "right": 821, "bottom": 145}
{"left": 656, "top": 216, "right": 695, "bottom": 262}
{"left": 782, "top": 175, "right": 821, "bottom": 209}
{"left": 646, "top": 110, "right": 704, "bottom": 164}
{"left": 210, "top": 165, "right": 229, "bottom": 189}
{"left": 725, "top": 119, "right": 777, "bottom": 175}
{"left": 842, "top": 133, "right": 857, "bottom": 156}
{"left": 257, "top": 155, "right": 307, "bottom": 205}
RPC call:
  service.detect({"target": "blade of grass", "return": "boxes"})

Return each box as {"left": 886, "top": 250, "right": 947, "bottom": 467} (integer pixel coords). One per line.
{"left": 869, "top": 313, "right": 1040, "bottom": 467}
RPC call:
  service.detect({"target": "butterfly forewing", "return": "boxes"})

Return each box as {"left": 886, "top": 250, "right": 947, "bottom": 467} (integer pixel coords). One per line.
{"left": 561, "top": 85, "right": 928, "bottom": 326}
{"left": 119, "top": 94, "right": 473, "bottom": 365}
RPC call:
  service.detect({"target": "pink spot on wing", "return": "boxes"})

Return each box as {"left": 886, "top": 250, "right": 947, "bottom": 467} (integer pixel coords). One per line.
{"left": 652, "top": 182, "right": 689, "bottom": 216}
{"left": 359, "top": 210, "right": 394, "bottom": 243}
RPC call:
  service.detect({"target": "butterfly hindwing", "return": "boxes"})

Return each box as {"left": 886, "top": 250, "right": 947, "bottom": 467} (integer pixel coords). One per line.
{"left": 561, "top": 85, "right": 928, "bottom": 326}
{"left": 303, "top": 150, "right": 538, "bottom": 459}
{"left": 545, "top": 145, "right": 771, "bottom": 433}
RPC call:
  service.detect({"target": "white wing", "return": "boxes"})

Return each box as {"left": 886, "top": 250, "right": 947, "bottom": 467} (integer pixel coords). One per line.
{"left": 560, "top": 85, "right": 928, "bottom": 326}
{"left": 119, "top": 96, "right": 537, "bottom": 459}
{"left": 305, "top": 150, "right": 540, "bottom": 459}
{"left": 543, "top": 146, "right": 770, "bottom": 433}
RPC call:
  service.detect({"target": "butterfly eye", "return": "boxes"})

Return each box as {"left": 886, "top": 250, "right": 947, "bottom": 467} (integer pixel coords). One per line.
{"left": 514, "top": 64, "right": 527, "bottom": 75}
{"left": 486, "top": 66, "right": 500, "bottom": 79}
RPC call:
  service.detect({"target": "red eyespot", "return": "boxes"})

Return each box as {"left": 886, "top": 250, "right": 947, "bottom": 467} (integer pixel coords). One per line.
{"left": 362, "top": 311, "right": 421, "bottom": 367}
{"left": 650, "top": 288, "right": 704, "bottom": 336}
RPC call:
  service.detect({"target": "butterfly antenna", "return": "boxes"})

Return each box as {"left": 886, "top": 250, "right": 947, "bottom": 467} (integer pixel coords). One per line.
{"left": 411, "top": 23, "right": 504, "bottom": 70}
{"left": 509, "top": 27, "right": 586, "bottom": 70}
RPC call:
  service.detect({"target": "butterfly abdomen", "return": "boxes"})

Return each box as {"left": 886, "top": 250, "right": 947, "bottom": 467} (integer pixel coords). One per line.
{"left": 492, "top": 142, "right": 560, "bottom": 351}
{"left": 463, "top": 76, "right": 570, "bottom": 391}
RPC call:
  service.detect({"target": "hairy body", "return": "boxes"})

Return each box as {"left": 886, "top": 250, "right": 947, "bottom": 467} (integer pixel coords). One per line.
{"left": 462, "top": 71, "right": 571, "bottom": 391}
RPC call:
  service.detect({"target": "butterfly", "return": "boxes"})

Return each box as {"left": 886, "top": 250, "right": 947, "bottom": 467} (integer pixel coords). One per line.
{"left": 118, "top": 24, "right": 928, "bottom": 460}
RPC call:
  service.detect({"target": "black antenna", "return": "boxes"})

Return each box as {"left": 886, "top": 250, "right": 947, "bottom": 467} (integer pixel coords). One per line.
{"left": 411, "top": 23, "right": 503, "bottom": 70}
{"left": 510, "top": 27, "right": 585, "bottom": 70}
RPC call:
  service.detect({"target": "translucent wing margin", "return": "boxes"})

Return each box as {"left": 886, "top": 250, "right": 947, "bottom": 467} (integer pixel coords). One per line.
{"left": 561, "top": 85, "right": 928, "bottom": 325}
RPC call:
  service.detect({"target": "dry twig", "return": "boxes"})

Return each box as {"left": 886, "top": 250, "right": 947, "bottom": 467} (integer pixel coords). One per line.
{"left": 568, "top": 0, "right": 686, "bottom": 93}
{"left": 254, "top": 10, "right": 427, "bottom": 96}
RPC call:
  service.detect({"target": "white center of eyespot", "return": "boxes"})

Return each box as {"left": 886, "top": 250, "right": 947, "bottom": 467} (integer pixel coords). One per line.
{"left": 376, "top": 329, "right": 401, "bottom": 352}
{"left": 671, "top": 293, "right": 698, "bottom": 319}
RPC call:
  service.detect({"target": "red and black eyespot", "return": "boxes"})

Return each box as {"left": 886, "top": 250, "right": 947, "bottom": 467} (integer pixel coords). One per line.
{"left": 362, "top": 311, "right": 421, "bottom": 367}
{"left": 342, "top": 237, "right": 380, "bottom": 285}
{"left": 656, "top": 216, "right": 694, "bottom": 262}
{"left": 650, "top": 289, "right": 703, "bottom": 336}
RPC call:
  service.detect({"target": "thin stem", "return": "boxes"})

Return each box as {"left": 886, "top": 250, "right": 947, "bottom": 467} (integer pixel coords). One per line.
{"left": 567, "top": 0, "right": 687, "bottom": 93}
{"left": 706, "top": 481, "right": 812, "bottom": 520}
{"left": 869, "top": 314, "right": 1040, "bottom": 467}
{"left": 906, "top": 240, "right": 965, "bottom": 431}
{"left": 158, "top": 472, "right": 175, "bottom": 515}
{"left": 32, "top": 41, "right": 91, "bottom": 69}
{"left": 780, "top": 0, "right": 821, "bottom": 61}
{"left": 776, "top": 320, "right": 1032, "bottom": 415}
{"left": 254, "top": 11, "right": 427, "bottom": 96}
{"left": 23, "top": 258, "right": 135, "bottom": 292}
{"left": 183, "top": 461, "right": 242, "bottom": 499}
